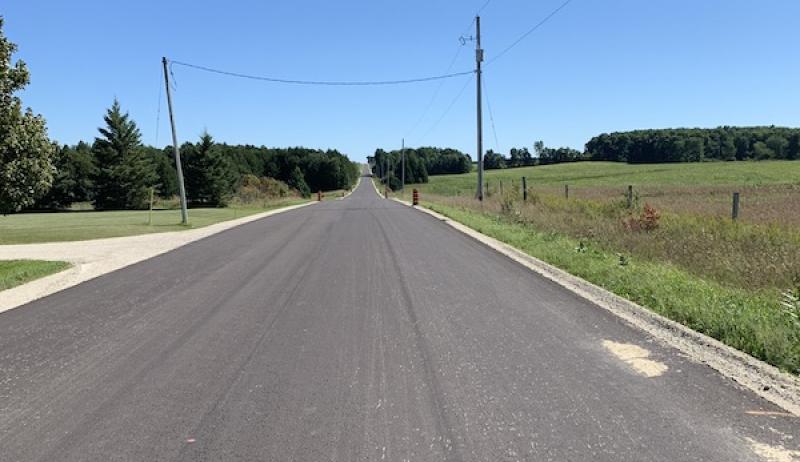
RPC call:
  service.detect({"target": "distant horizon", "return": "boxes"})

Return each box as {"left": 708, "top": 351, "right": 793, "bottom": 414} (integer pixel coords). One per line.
{"left": 53, "top": 123, "right": 800, "bottom": 160}
{"left": 8, "top": 0, "right": 800, "bottom": 162}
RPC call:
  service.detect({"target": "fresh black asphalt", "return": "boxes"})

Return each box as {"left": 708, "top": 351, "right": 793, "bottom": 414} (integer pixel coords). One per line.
{"left": 0, "top": 175, "right": 797, "bottom": 461}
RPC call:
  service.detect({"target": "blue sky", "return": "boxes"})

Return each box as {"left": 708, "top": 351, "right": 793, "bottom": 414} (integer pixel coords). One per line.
{"left": 6, "top": 0, "right": 800, "bottom": 163}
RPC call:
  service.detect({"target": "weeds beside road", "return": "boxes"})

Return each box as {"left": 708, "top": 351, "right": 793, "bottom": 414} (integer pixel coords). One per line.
{"left": 393, "top": 161, "right": 800, "bottom": 374}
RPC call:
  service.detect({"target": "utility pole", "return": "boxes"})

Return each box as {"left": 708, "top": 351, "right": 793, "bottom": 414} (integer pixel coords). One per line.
{"left": 475, "top": 16, "right": 484, "bottom": 201}
{"left": 162, "top": 57, "right": 189, "bottom": 225}
{"left": 401, "top": 138, "right": 405, "bottom": 192}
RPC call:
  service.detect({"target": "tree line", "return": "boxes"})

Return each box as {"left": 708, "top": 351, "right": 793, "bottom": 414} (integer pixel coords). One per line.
{"left": 585, "top": 127, "right": 800, "bottom": 163}
{"left": 369, "top": 147, "right": 471, "bottom": 190}
{"left": 0, "top": 16, "right": 359, "bottom": 214}
{"left": 484, "top": 141, "right": 585, "bottom": 170}
{"left": 31, "top": 101, "right": 360, "bottom": 211}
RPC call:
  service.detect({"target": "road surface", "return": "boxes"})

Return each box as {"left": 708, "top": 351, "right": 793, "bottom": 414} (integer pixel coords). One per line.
{"left": 0, "top": 175, "right": 797, "bottom": 461}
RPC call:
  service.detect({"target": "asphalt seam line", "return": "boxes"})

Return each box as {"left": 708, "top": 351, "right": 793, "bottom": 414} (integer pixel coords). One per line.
{"left": 391, "top": 197, "right": 800, "bottom": 416}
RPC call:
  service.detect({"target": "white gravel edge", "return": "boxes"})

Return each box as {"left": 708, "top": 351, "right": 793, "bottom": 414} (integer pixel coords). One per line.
{"left": 391, "top": 197, "right": 800, "bottom": 416}
{"left": 0, "top": 202, "right": 314, "bottom": 314}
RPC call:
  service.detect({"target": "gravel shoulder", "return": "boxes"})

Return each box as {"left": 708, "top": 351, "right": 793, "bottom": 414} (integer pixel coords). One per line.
{"left": 0, "top": 202, "right": 312, "bottom": 313}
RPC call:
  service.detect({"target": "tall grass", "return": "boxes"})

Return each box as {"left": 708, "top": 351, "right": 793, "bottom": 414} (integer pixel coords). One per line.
{"left": 422, "top": 198, "right": 800, "bottom": 374}
{"left": 435, "top": 191, "right": 800, "bottom": 290}
{"left": 395, "top": 161, "right": 800, "bottom": 373}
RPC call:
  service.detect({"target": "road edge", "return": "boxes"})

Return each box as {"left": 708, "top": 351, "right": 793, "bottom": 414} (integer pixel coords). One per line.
{"left": 391, "top": 197, "right": 800, "bottom": 416}
{"left": 0, "top": 201, "right": 315, "bottom": 315}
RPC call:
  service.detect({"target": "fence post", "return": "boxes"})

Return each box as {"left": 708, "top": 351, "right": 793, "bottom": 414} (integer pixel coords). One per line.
{"left": 499, "top": 180, "right": 503, "bottom": 195}
{"left": 732, "top": 192, "right": 740, "bottom": 220}
{"left": 564, "top": 184, "right": 569, "bottom": 199}
{"left": 522, "top": 177, "right": 527, "bottom": 201}
{"left": 627, "top": 185, "right": 633, "bottom": 209}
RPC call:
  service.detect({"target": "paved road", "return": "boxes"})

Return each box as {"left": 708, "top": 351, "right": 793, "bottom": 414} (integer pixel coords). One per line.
{"left": 1, "top": 175, "right": 797, "bottom": 461}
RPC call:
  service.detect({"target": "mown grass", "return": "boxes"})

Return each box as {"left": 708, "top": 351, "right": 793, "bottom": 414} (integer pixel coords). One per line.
{"left": 0, "top": 199, "right": 307, "bottom": 245}
{"left": 393, "top": 160, "right": 800, "bottom": 373}
{"left": 0, "top": 260, "right": 71, "bottom": 291}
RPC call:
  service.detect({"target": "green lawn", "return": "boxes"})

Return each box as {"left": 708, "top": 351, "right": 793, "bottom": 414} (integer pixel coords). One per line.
{"left": 0, "top": 199, "right": 307, "bottom": 245}
{"left": 413, "top": 160, "right": 800, "bottom": 196}
{"left": 0, "top": 260, "right": 71, "bottom": 291}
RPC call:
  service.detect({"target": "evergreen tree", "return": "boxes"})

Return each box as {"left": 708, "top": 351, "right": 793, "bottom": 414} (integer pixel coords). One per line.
{"left": 288, "top": 166, "right": 310, "bottom": 197}
{"left": 141, "top": 145, "right": 178, "bottom": 198}
{"left": 184, "top": 132, "right": 237, "bottom": 206}
{"left": 92, "top": 99, "right": 157, "bottom": 209}
{"left": 0, "top": 16, "right": 55, "bottom": 214}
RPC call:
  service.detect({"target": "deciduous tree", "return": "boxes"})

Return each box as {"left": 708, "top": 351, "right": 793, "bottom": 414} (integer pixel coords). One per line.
{"left": 0, "top": 16, "right": 55, "bottom": 214}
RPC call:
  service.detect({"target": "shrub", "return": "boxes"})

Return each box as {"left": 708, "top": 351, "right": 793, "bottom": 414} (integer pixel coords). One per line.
{"left": 623, "top": 203, "right": 661, "bottom": 231}
{"left": 233, "top": 175, "right": 295, "bottom": 205}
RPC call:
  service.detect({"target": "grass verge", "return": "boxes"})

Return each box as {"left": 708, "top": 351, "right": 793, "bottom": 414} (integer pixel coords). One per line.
{"left": 0, "top": 199, "right": 307, "bottom": 245}
{"left": 421, "top": 200, "right": 800, "bottom": 374}
{"left": 0, "top": 260, "right": 71, "bottom": 291}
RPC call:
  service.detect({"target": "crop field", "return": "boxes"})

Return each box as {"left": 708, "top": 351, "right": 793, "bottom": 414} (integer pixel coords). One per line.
{"left": 394, "top": 160, "right": 800, "bottom": 373}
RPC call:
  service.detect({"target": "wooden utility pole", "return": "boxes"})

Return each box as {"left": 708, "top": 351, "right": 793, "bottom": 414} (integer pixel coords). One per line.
{"left": 162, "top": 57, "right": 189, "bottom": 224}
{"left": 401, "top": 138, "right": 405, "bottom": 192}
{"left": 475, "top": 16, "right": 484, "bottom": 201}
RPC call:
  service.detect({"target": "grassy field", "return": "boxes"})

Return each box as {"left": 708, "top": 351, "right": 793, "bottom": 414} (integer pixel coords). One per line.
{"left": 0, "top": 199, "right": 307, "bottom": 245}
{"left": 394, "top": 160, "right": 800, "bottom": 373}
{"left": 416, "top": 161, "right": 800, "bottom": 228}
{"left": 0, "top": 260, "right": 71, "bottom": 291}
{"left": 428, "top": 160, "right": 800, "bottom": 191}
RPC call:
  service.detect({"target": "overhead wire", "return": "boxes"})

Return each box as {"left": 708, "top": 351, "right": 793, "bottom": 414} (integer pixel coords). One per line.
{"left": 418, "top": 73, "right": 475, "bottom": 143}
{"left": 154, "top": 68, "right": 163, "bottom": 146}
{"left": 482, "top": 75, "right": 500, "bottom": 152}
{"left": 169, "top": 60, "right": 473, "bottom": 86}
{"left": 409, "top": 0, "right": 495, "bottom": 145}
{"left": 486, "top": 0, "right": 574, "bottom": 66}
{"left": 403, "top": 41, "right": 465, "bottom": 140}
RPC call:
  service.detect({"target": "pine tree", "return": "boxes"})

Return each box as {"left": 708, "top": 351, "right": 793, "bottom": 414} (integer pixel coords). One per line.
{"left": 184, "top": 132, "right": 236, "bottom": 207}
{"left": 288, "top": 166, "right": 310, "bottom": 198}
{"left": 92, "top": 99, "right": 157, "bottom": 209}
{"left": 0, "top": 16, "right": 55, "bottom": 214}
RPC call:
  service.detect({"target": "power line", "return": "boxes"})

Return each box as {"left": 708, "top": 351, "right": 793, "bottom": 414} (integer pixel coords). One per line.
{"left": 418, "top": 73, "right": 474, "bottom": 143}
{"left": 476, "top": 0, "right": 493, "bottom": 15}
{"left": 409, "top": 1, "right": 496, "bottom": 144}
{"left": 486, "top": 0, "right": 574, "bottom": 66}
{"left": 154, "top": 67, "right": 162, "bottom": 146}
{"left": 169, "top": 59, "right": 474, "bottom": 86}
{"left": 482, "top": 75, "right": 500, "bottom": 152}
{"left": 461, "top": 0, "right": 494, "bottom": 36}
{"left": 404, "top": 42, "right": 465, "bottom": 139}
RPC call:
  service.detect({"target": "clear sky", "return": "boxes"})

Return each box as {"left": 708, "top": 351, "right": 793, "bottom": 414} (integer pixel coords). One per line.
{"left": 6, "top": 0, "right": 800, "bottom": 163}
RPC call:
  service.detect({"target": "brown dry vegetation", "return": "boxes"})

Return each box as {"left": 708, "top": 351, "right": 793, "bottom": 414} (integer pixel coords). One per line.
{"left": 430, "top": 189, "right": 800, "bottom": 292}
{"left": 502, "top": 184, "right": 800, "bottom": 229}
